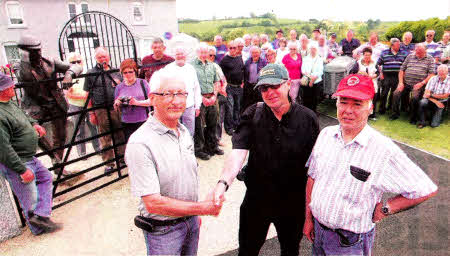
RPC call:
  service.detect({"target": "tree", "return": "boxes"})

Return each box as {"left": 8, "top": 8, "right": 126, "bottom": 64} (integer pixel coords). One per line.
{"left": 250, "top": 12, "right": 256, "bottom": 18}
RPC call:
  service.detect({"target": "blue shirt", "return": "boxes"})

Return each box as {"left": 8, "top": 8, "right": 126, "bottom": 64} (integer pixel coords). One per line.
{"left": 340, "top": 38, "right": 360, "bottom": 57}
{"left": 215, "top": 44, "right": 228, "bottom": 64}
{"left": 376, "top": 48, "right": 409, "bottom": 73}
{"left": 400, "top": 42, "right": 415, "bottom": 54}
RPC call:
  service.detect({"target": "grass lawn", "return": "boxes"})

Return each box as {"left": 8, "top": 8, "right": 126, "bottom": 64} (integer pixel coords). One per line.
{"left": 317, "top": 99, "right": 450, "bottom": 159}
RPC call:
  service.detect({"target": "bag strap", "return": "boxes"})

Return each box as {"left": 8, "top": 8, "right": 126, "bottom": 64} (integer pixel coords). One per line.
{"left": 253, "top": 102, "right": 264, "bottom": 128}
{"left": 139, "top": 79, "right": 149, "bottom": 116}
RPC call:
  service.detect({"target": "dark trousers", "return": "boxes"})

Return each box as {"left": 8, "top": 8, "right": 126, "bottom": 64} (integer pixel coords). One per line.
{"left": 217, "top": 95, "right": 231, "bottom": 140}
{"left": 226, "top": 85, "right": 243, "bottom": 130}
{"left": 122, "top": 121, "right": 145, "bottom": 142}
{"left": 239, "top": 193, "right": 304, "bottom": 256}
{"left": 418, "top": 99, "right": 445, "bottom": 127}
{"left": 302, "top": 81, "right": 322, "bottom": 112}
{"left": 379, "top": 73, "right": 399, "bottom": 113}
{"left": 95, "top": 108, "right": 126, "bottom": 167}
{"left": 393, "top": 84, "right": 424, "bottom": 121}
{"left": 195, "top": 104, "right": 218, "bottom": 153}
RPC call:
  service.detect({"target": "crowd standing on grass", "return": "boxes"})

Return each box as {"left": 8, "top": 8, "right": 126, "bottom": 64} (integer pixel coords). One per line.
{"left": 0, "top": 25, "right": 447, "bottom": 255}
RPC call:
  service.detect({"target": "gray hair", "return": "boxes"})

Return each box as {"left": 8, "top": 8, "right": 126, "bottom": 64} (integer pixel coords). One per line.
{"left": 214, "top": 35, "right": 223, "bottom": 41}
{"left": 425, "top": 30, "right": 435, "bottom": 36}
{"left": 403, "top": 31, "right": 413, "bottom": 39}
{"left": 150, "top": 69, "right": 186, "bottom": 93}
{"left": 390, "top": 38, "right": 400, "bottom": 44}
{"left": 299, "top": 34, "right": 308, "bottom": 41}
{"left": 207, "top": 45, "right": 216, "bottom": 54}
{"left": 243, "top": 34, "right": 251, "bottom": 40}
{"left": 415, "top": 43, "right": 426, "bottom": 50}
{"left": 437, "top": 64, "right": 448, "bottom": 73}
{"left": 94, "top": 47, "right": 109, "bottom": 57}
{"left": 235, "top": 37, "right": 244, "bottom": 45}
{"left": 196, "top": 42, "right": 210, "bottom": 54}
{"left": 287, "top": 41, "right": 298, "bottom": 50}
{"left": 249, "top": 46, "right": 261, "bottom": 53}
{"left": 152, "top": 37, "right": 165, "bottom": 46}
{"left": 173, "top": 46, "right": 187, "bottom": 56}
{"left": 260, "top": 34, "right": 269, "bottom": 40}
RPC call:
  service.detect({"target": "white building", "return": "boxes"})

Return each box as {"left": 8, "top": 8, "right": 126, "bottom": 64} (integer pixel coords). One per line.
{"left": 0, "top": 0, "right": 179, "bottom": 66}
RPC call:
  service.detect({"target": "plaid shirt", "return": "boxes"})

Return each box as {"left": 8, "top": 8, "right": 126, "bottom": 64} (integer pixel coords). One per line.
{"left": 425, "top": 75, "right": 450, "bottom": 101}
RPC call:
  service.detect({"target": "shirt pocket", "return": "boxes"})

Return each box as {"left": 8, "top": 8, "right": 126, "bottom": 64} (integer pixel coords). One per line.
{"left": 350, "top": 165, "right": 371, "bottom": 182}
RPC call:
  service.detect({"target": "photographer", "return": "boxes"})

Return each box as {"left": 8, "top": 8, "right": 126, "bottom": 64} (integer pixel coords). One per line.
{"left": 114, "top": 59, "right": 150, "bottom": 142}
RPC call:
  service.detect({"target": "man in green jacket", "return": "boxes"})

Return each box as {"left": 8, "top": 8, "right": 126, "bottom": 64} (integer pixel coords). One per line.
{"left": 0, "top": 74, "right": 61, "bottom": 235}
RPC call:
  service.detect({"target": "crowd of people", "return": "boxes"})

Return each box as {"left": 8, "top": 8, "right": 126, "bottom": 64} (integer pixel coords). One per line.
{"left": 0, "top": 26, "right": 446, "bottom": 255}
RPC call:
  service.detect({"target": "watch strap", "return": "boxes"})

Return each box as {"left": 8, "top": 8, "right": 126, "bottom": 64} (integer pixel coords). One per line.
{"left": 218, "top": 180, "right": 229, "bottom": 191}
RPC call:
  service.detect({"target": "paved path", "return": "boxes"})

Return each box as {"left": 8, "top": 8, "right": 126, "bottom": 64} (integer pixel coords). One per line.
{"left": 0, "top": 114, "right": 447, "bottom": 256}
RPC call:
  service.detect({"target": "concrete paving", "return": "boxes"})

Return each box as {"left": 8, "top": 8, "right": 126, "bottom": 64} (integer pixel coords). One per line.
{"left": 0, "top": 114, "right": 447, "bottom": 256}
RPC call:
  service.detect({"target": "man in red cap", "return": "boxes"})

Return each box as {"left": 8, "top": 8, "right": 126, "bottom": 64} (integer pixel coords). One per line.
{"left": 302, "top": 74, "right": 438, "bottom": 255}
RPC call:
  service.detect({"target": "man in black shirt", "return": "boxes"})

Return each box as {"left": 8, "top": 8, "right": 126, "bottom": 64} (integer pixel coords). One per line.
{"left": 209, "top": 64, "right": 320, "bottom": 256}
{"left": 219, "top": 40, "right": 245, "bottom": 133}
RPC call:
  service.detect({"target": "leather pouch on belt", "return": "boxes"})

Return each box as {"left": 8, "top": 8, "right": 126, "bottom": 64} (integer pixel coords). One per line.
{"left": 350, "top": 165, "right": 371, "bottom": 182}
{"left": 134, "top": 215, "right": 154, "bottom": 232}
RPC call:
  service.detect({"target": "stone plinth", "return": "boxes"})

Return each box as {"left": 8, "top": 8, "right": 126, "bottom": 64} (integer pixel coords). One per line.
{"left": 0, "top": 177, "right": 22, "bottom": 242}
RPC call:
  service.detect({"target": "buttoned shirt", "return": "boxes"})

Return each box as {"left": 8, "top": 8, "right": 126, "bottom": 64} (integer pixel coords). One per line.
{"left": 400, "top": 54, "right": 435, "bottom": 86}
{"left": 376, "top": 48, "right": 409, "bottom": 73}
{"left": 425, "top": 75, "right": 450, "bottom": 101}
{"left": 191, "top": 58, "right": 219, "bottom": 94}
{"left": 354, "top": 42, "right": 388, "bottom": 62}
{"left": 125, "top": 115, "right": 199, "bottom": 221}
{"left": 307, "top": 125, "right": 437, "bottom": 233}
{"left": 340, "top": 38, "right": 361, "bottom": 57}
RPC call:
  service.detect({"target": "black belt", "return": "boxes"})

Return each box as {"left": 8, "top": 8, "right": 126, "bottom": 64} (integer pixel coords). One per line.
{"left": 228, "top": 83, "right": 241, "bottom": 88}
{"left": 144, "top": 216, "right": 191, "bottom": 226}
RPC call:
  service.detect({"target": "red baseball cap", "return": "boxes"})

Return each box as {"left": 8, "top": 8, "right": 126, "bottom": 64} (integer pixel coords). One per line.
{"left": 332, "top": 74, "right": 375, "bottom": 100}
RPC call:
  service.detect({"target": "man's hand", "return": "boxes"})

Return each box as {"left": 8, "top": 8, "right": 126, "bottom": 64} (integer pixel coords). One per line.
{"left": 303, "top": 216, "right": 315, "bottom": 242}
{"left": 20, "top": 169, "right": 35, "bottom": 184}
{"left": 379, "top": 72, "right": 384, "bottom": 80}
{"left": 33, "top": 124, "right": 46, "bottom": 138}
{"left": 395, "top": 82, "right": 404, "bottom": 93}
{"left": 413, "top": 82, "right": 424, "bottom": 91}
{"left": 61, "top": 73, "right": 74, "bottom": 89}
{"left": 423, "top": 91, "right": 431, "bottom": 99}
{"left": 202, "top": 196, "right": 225, "bottom": 217}
{"left": 90, "top": 112, "right": 98, "bottom": 126}
{"left": 195, "top": 109, "right": 200, "bottom": 117}
{"left": 372, "top": 202, "right": 387, "bottom": 223}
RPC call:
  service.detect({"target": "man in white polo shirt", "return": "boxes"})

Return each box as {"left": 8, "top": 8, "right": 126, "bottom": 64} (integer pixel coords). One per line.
{"left": 303, "top": 74, "right": 438, "bottom": 255}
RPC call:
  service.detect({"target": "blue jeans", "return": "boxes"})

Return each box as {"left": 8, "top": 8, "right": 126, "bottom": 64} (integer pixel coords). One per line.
{"left": 143, "top": 216, "right": 200, "bottom": 255}
{"left": 418, "top": 98, "right": 445, "bottom": 127}
{"left": 0, "top": 157, "right": 53, "bottom": 235}
{"left": 312, "top": 218, "right": 375, "bottom": 256}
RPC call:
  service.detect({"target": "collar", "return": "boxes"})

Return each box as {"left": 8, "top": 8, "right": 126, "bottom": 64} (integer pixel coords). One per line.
{"left": 438, "top": 75, "right": 449, "bottom": 83}
{"left": 266, "top": 102, "right": 294, "bottom": 124}
{"left": 195, "top": 58, "right": 207, "bottom": 65}
{"left": 333, "top": 124, "right": 372, "bottom": 147}
{"left": 147, "top": 115, "right": 183, "bottom": 136}
{"left": 95, "top": 63, "right": 111, "bottom": 70}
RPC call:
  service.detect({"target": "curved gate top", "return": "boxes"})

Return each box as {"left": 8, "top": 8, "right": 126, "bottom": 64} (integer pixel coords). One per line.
{"left": 58, "top": 11, "right": 137, "bottom": 70}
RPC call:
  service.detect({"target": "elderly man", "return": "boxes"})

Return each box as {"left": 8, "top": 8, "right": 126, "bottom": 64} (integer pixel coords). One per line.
{"left": 310, "top": 28, "right": 321, "bottom": 47}
{"left": 251, "top": 35, "right": 261, "bottom": 47}
{"left": 191, "top": 43, "right": 222, "bottom": 160}
{"left": 288, "top": 29, "right": 301, "bottom": 51}
{"left": 163, "top": 46, "right": 202, "bottom": 136}
{"left": 220, "top": 40, "right": 245, "bottom": 135}
{"left": 14, "top": 35, "right": 82, "bottom": 176}
{"left": 139, "top": 38, "right": 174, "bottom": 83}
{"left": 210, "top": 64, "right": 320, "bottom": 256}
{"left": 400, "top": 31, "right": 415, "bottom": 54}
{"left": 423, "top": 30, "right": 441, "bottom": 62}
{"left": 125, "top": 70, "right": 223, "bottom": 256}
{"left": 272, "top": 29, "right": 284, "bottom": 49}
{"left": 353, "top": 32, "right": 387, "bottom": 62}
{"left": 318, "top": 35, "right": 333, "bottom": 63}
{"left": 340, "top": 30, "right": 361, "bottom": 57}
{"left": 438, "top": 32, "right": 450, "bottom": 58}
{"left": 327, "top": 33, "right": 339, "bottom": 57}
{"left": 417, "top": 64, "right": 450, "bottom": 128}
{"left": 242, "top": 34, "right": 252, "bottom": 61}
{"left": 391, "top": 44, "right": 435, "bottom": 122}
{"left": 84, "top": 47, "right": 125, "bottom": 175}
{"left": 376, "top": 38, "right": 409, "bottom": 114}
{"left": 0, "top": 74, "right": 61, "bottom": 235}
{"left": 214, "top": 35, "right": 228, "bottom": 64}
{"left": 303, "top": 74, "right": 438, "bottom": 255}
{"left": 242, "top": 46, "right": 267, "bottom": 112}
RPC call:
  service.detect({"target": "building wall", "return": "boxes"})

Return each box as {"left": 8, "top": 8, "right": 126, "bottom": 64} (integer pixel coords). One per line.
{"left": 0, "top": 0, "right": 178, "bottom": 66}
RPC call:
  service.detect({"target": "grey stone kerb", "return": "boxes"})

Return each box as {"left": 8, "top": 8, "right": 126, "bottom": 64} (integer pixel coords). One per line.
{"left": 0, "top": 176, "right": 22, "bottom": 242}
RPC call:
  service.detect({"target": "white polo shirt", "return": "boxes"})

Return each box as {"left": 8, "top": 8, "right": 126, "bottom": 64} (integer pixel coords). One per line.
{"left": 307, "top": 125, "right": 437, "bottom": 233}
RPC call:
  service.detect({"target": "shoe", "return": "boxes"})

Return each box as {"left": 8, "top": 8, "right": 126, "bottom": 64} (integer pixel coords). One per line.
{"left": 209, "top": 148, "right": 224, "bottom": 156}
{"left": 195, "top": 151, "right": 210, "bottom": 160}
{"left": 409, "top": 119, "right": 417, "bottom": 125}
{"left": 378, "top": 110, "right": 386, "bottom": 115}
{"left": 225, "top": 130, "right": 234, "bottom": 136}
{"left": 389, "top": 114, "right": 399, "bottom": 120}
{"left": 104, "top": 166, "right": 114, "bottom": 176}
{"left": 28, "top": 215, "right": 63, "bottom": 233}
{"left": 369, "top": 114, "right": 377, "bottom": 121}
{"left": 218, "top": 140, "right": 225, "bottom": 146}
{"left": 417, "top": 124, "right": 425, "bottom": 129}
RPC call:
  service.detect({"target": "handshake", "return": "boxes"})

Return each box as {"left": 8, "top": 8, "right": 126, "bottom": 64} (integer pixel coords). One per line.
{"left": 200, "top": 181, "right": 228, "bottom": 217}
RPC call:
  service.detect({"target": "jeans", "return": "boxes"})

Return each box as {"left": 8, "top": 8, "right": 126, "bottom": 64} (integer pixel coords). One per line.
{"left": 194, "top": 103, "right": 218, "bottom": 153}
{"left": 69, "top": 104, "right": 101, "bottom": 156}
{"left": 418, "top": 99, "right": 445, "bottom": 127}
{"left": 226, "top": 85, "right": 243, "bottom": 131}
{"left": 181, "top": 106, "right": 196, "bottom": 136}
{"left": 0, "top": 157, "right": 53, "bottom": 235}
{"left": 312, "top": 218, "right": 375, "bottom": 256}
{"left": 142, "top": 216, "right": 200, "bottom": 256}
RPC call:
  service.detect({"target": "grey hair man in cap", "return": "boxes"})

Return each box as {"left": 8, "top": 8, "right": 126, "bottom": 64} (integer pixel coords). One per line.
{"left": 14, "top": 34, "right": 82, "bottom": 178}
{"left": 209, "top": 64, "right": 320, "bottom": 255}
{"left": 0, "top": 73, "right": 62, "bottom": 235}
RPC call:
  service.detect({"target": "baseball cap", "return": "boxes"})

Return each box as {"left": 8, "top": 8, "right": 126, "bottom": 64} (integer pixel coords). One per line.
{"left": 276, "top": 29, "right": 283, "bottom": 34}
{"left": 330, "top": 33, "right": 337, "bottom": 38}
{"left": 332, "top": 74, "right": 375, "bottom": 100}
{"left": 254, "top": 64, "right": 289, "bottom": 90}
{"left": 312, "top": 29, "right": 321, "bottom": 33}
{"left": 0, "top": 73, "right": 15, "bottom": 91}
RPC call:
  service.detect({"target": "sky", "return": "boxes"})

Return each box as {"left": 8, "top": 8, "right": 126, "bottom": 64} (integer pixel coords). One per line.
{"left": 177, "top": 0, "right": 449, "bottom": 21}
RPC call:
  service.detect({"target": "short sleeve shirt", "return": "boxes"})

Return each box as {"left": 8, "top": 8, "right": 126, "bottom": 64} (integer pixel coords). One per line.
{"left": 400, "top": 54, "right": 435, "bottom": 86}
{"left": 191, "top": 58, "right": 219, "bottom": 94}
{"left": 125, "top": 115, "right": 199, "bottom": 220}
{"left": 83, "top": 64, "right": 122, "bottom": 107}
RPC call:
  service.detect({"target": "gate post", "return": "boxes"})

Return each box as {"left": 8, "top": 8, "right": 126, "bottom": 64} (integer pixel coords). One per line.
{"left": 0, "top": 177, "right": 22, "bottom": 242}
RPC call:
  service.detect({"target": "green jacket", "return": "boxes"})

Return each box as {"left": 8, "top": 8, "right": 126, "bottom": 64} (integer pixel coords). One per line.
{"left": 0, "top": 100, "right": 38, "bottom": 174}
{"left": 191, "top": 58, "right": 218, "bottom": 94}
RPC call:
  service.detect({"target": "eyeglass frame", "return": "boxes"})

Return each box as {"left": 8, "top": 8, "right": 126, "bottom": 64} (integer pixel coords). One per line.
{"left": 151, "top": 92, "right": 189, "bottom": 100}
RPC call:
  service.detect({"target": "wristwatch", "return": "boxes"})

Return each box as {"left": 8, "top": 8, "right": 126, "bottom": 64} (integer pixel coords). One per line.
{"left": 217, "top": 180, "right": 229, "bottom": 192}
{"left": 381, "top": 202, "right": 391, "bottom": 215}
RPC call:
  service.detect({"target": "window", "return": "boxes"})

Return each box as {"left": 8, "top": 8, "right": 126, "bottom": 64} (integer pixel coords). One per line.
{"left": 3, "top": 43, "right": 20, "bottom": 64}
{"left": 6, "top": 1, "right": 25, "bottom": 26}
{"left": 132, "top": 2, "right": 145, "bottom": 25}
{"left": 68, "top": 3, "right": 77, "bottom": 19}
{"left": 80, "top": 2, "right": 90, "bottom": 22}
{"left": 67, "top": 2, "right": 90, "bottom": 23}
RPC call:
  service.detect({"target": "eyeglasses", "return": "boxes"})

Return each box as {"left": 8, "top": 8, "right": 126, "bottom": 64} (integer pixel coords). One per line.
{"left": 209, "top": 54, "right": 215, "bottom": 57}
{"left": 426, "top": 34, "right": 433, "bottom": 37}
{"left": 152, "top": 92, "right": 188, "bottom": 99}
{"left": 122, "top": 71, "right": 135, "bottom": 75}
{"left": 289, "top": 48, "right": 297, "bottom": 50}
{"left": 259, "top": 83, "right": 283, "bottom": 92}
{"left": 70, "top": 60, "right": 82, "bottom": 64}
{"left": 229, "top": 47, "right": 237, "bottom": 49}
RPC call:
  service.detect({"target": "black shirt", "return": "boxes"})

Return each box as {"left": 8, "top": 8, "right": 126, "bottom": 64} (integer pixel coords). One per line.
{"left": 84, "top": 64, "right": 122, "bottom": 107}
{"left": 219, "top": 55, "right": 244, "bottom": 85}
{"left": 232, "top": 102, "right": 320, "bottom": 212}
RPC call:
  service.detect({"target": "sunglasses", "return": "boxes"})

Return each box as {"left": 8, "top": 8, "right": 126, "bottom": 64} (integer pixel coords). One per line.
{"left": 259, "top": 83, "right": 283, "bottom": 92}
{"left": 70, "top": 60, "right": 82, "bottom": 64}
{"left": 229, "top": 47, "right": 237, "bottom": 49}
{"left": 122, "top": 71, "right": 135, "bottom": 75}
{"left": 209, "top": 54, "right": 215, "bottom": 57}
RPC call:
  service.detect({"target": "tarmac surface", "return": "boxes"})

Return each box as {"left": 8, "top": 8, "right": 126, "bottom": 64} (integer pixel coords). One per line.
{"left": 0, "top": 113, "right": 447, "bottom": 256}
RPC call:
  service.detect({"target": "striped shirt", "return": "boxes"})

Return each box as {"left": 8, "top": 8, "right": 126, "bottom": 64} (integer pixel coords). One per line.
{"left": 376, "top": 48, "right": 409, "bottom": 73}
{"left": 400, "top": 42, "right": 415, "bottom": 54}
{"left": 425, "top": 75, "right": 450, "bottom": 101}
{"left": 424, "top": 41, "right": 442, "bottom": 59}
{"left": 307, "top": 125, "right": 437, "bottom": 233}
{"left": 400, "top": 54, "right": 435, "bottom": 86}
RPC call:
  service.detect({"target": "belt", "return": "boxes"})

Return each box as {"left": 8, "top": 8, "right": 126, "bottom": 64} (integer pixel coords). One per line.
{"left": 202, "top": 93, "right": 215, "bottom": 98}
{"left": 144, "top": 216, "right": 191, "bottom": 226}
{"left": 228, "top": 83, "right": 241, "bottom": 88}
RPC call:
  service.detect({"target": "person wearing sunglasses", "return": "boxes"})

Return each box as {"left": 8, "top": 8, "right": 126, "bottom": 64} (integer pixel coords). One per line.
{"left": 209, "top": 64, "right": 320, "bottom": 256}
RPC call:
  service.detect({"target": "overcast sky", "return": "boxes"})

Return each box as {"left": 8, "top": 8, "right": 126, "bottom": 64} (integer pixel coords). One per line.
{"left": 177, "top": 0, "right": 449, "bottom": 21}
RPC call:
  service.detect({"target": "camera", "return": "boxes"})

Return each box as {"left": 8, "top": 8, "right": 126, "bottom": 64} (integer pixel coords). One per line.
{"left": 119, "top": 96, "right": 132, "bottom": 106}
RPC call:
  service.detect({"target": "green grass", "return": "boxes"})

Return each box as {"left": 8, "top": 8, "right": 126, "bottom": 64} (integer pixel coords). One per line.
{"left": 317, "top": 99, "right": 450, "bottom": 159}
